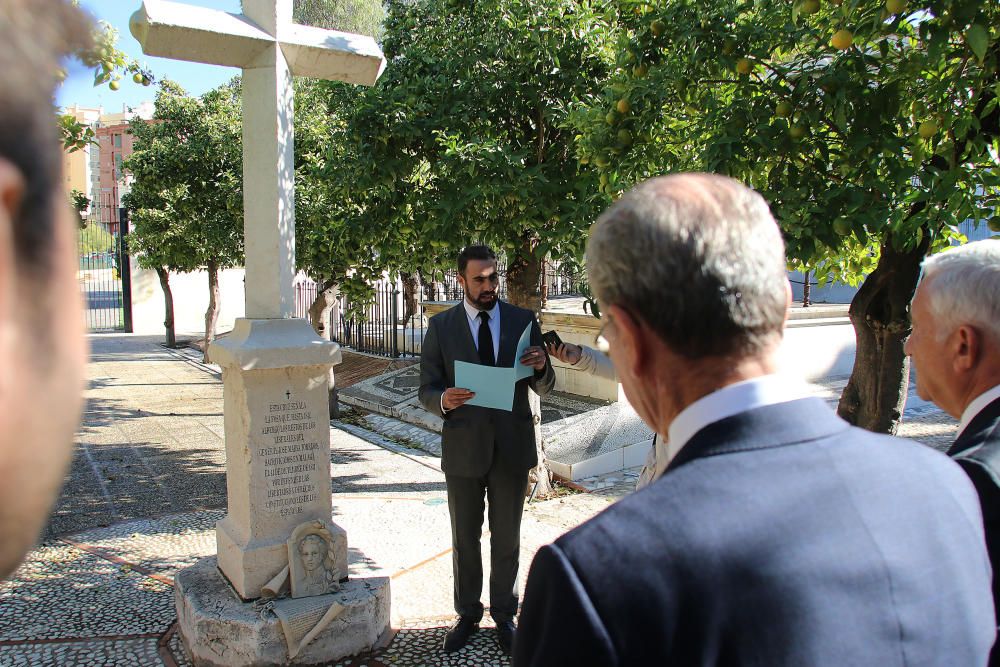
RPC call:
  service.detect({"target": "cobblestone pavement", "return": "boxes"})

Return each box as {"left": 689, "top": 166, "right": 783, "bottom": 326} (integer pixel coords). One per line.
{"left": 0, "top": 334, "right": 961, "bottom": 666}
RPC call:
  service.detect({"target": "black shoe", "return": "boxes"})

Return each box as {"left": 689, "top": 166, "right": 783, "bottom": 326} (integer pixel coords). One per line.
{"left": 443, "top": 616, "right": 478, "bottom": 653}
{"left": 496, "top": 619, "right": 516, "bottom": 657}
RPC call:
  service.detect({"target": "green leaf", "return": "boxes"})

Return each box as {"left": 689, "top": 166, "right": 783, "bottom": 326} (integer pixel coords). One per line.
{"left": 965, "top": 24, "right": 989, "bottom": 63}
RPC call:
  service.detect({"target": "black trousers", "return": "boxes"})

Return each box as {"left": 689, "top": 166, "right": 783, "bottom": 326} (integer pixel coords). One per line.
{"left": 445, "top": 459, "right": 528, "bottom": 624}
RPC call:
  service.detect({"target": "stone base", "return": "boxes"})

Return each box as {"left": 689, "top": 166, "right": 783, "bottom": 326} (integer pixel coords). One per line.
{"left": 175, "top": 557, "right": 390, "bottom": 667}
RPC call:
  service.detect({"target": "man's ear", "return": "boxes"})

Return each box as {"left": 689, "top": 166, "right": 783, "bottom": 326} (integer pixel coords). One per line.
{"left": 952, "top": 324, "right": 981, "bottom": 374}
{"left": 0, "top": 159, "right": 25, "bottom": 302}
{"left": 0, "top": 159, "right": 24, "bottom": 223}
{"left": 0, "top": 159, "right": 26, "bottom": 395}
{"left": 607, "top": 304, "right": 647, "bottom": 377}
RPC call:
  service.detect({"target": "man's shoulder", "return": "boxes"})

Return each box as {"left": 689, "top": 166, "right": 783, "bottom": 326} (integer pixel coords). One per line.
{"left": 554, "top": 480, "right": 689, "bottom": 567}
{"left": 954, "top": 425, "right": 1000, "bottom": 495}
{"left": 429, "top": 303, "right": 464, "bottom": 324}
{"left": 828, "top": 423, "right": 970, "bottom": 491}
{"left": 498, "top": 302, "right": 538, "bottom": 330}
{"left": 500, "top": 301, "right": 534, "bottom": 318}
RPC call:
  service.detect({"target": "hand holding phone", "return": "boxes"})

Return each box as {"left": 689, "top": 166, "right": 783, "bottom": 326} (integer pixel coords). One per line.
{"left": 542, "top": 330, "right": 563, "bottom": 348}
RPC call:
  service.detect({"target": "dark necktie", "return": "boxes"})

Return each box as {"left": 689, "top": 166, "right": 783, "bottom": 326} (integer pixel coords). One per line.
{"left": 478, "top": 311, "right": 495, "bottom": 366}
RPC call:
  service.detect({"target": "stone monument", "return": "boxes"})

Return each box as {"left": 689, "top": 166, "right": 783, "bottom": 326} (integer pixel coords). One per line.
{"left": 130, "top": 1, "right": 389, "bottom": 664}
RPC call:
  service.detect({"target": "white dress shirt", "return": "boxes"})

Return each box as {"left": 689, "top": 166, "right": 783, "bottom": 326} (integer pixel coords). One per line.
{"left": 957, "top": 383, "right": 1000, "bottom": 441}
{"left": 666, "top": 374, "right": 811, "bottom": 464}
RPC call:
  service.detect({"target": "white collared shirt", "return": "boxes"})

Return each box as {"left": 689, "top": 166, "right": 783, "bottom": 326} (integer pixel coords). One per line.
{"left": 666, "top": 374, "right": 811, "bottom": 462}
{"left": 957, "top": 384, "right": 1000, "bottom": 440}
{"left": 463, "top": 298, "right": 500, "bottom": 363}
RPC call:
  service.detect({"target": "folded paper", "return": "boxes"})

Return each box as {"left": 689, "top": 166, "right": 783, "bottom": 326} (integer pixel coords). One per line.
{"left": 454, "top": 324, "right": 535, "bottom": 411}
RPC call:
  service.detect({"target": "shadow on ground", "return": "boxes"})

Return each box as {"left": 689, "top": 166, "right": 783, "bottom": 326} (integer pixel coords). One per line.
{"left": 48, "top": 439, "right": 227, "bottom": 539}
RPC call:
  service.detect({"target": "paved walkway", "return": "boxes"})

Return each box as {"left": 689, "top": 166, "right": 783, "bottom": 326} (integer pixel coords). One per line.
{"left": 0, "top": 336, "right": 614, "bottom": 666}
{"left": 0, "top": 334, "right": 958, "bottom": 666}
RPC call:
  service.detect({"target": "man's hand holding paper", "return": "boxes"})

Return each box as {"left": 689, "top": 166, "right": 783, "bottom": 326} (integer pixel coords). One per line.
{"left": 519, "top": 345, "right": 547, "bottom": 371}
{"left": 442, "top": 387, "right": 476, "bottom": 410}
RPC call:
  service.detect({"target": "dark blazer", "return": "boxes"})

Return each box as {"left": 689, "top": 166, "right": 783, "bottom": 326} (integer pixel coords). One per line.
{"left": 515, "top": 398, "right": 995, "bottom": 667}
{"left": 949, "top": 393, "right": 1000, "bottom": 658}
{"left": 419, "top": 301, "right": 555, "bottom": 477}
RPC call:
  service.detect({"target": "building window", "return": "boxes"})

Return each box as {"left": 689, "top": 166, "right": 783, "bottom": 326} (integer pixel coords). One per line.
{"left": 113, "top": 133, "right": 122, "bottom": 148}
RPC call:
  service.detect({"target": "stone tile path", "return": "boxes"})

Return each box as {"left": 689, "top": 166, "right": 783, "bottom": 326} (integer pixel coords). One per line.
{"left": 0, "top": 334, "right": 959, "bottom": 666}
{"left": 0, "top": 336, "right": 612, "bottom": 666}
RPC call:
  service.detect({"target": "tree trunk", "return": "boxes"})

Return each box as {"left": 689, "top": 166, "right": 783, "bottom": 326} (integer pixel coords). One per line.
{"left": 308, "top": 278, "right": 338, "bottom": 340}
{"left": 156, "top": 267, "right": 176, "bottom": 348}
{"left": 505, "top": 238, "right": 553, "bottom": 498}
{"left": 837, "top": 231, "right": 929, "bottom": 433}
{"left": 505, "top": 244, "right": 543, "bottom": 313}
{"left": 802, "top": 270, "right": 811, "bottom": 308}
{"left": 203, "top": 258, "right": 220, "bottom": 364}
{"left": 307, "top": 278, "right": 341, "bottom": 419}
{"left": 400, "top": 271, "right": 419, "bottom": 324}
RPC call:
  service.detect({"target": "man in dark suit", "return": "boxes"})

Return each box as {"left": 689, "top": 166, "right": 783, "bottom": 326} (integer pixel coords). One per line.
{"left": 906, "top": 239, "right": 1000, "bottom": 662}
{"left": 419, "top": 245, "right": 554, "bottom": 655}
{"left": 514, "top": 174, "right": 995, "bottom": 666}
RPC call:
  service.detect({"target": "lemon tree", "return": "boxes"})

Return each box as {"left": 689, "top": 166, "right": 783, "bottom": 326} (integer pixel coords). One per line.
{"left": 124, "top": 81, "right": 244, "bottom": 353}
{"left": 570, "top": 0, "right": 999, "bottom": 433}
{"left": 302, "top": 0, "right": 616, "bottom": 494}
{"left": 313, "top": 0, "right": 615, "bottom": 312}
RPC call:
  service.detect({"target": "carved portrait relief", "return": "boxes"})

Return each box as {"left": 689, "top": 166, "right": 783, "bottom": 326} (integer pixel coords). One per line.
{"left": 287, "top": 521, "right": 342, "bottom": 598}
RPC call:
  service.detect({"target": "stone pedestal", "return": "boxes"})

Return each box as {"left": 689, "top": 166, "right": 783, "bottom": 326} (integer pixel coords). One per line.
{"left": 209, "top": 318, "right": 344, "bottom": 600}
{"left": 176, "top": 557, "right": 391, "bottom": 667}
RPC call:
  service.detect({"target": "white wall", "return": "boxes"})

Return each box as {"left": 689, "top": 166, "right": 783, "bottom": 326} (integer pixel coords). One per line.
{"left": 130, "top": 265, "right": 246, "bottom": 338}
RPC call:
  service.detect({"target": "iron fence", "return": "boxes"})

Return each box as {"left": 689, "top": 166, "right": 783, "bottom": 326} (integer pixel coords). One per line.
{"left": 293, "top": 259, "right": 584, "bottom": 358}
{"left": 78, "top": 190, "right": 132, "bottom": 332}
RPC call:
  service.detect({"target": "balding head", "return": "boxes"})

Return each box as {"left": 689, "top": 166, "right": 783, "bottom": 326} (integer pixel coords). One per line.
{"left": 586, "top": 173, "right": 788, "bottom": 359}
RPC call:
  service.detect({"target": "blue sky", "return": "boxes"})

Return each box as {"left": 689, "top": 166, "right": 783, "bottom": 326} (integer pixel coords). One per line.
{"left": 57, "top": 0, "right": 243, "bottom": 112}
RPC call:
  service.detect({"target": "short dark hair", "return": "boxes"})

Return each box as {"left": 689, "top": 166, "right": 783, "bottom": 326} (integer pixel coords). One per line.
{"left": 457, "top": 245, "right": 497, "bottom": 275}
{"left": 0, "top": 0, "right": 92, "bottom": 279}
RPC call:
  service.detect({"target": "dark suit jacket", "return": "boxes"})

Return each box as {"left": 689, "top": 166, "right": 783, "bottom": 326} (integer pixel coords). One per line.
{"left": 949, "top": 394, "right": 1000, "bottom": 651}
{"left": 515, "top": 398, "right": 995, "bottom": 667}
{"left": 419, "top": 301, "right": 555, "bottom": 477}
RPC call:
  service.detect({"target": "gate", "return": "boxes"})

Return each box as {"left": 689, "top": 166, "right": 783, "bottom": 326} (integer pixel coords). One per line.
{"left": 78, "top": 190, "right": 132, "bottom": 332}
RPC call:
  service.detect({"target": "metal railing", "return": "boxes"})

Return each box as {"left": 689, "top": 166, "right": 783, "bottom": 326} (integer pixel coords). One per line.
{"left": 79, "top": 190, "right": 132, "bottom": 332}
{"left": 293, "top": 259, "right": 584, "bottom": 358}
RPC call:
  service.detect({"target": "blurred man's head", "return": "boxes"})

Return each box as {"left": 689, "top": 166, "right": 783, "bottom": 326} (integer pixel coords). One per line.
{"left": 0, "top": 0, "right": 91, "bottom": 578}
{"left": 905, "top": 241, "right": 1000, "bottom": 419}
{"left": 457, "top": 245, "right": 499, "bottom": 311}
{"left": 586, "top": 173, "right": 789, "bottom": 431}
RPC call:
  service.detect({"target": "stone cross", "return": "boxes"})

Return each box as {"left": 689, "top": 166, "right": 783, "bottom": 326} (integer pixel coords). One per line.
{"left": 130, "top": 2, "right": 388, "bottom": 612}
{"left": 130, "top": 0, "right": 385, "bottom": 318}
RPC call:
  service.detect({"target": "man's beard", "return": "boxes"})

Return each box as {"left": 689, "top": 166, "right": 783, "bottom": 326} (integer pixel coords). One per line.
{"left": 475, "top": 292, "right": 497, "bottom": 309}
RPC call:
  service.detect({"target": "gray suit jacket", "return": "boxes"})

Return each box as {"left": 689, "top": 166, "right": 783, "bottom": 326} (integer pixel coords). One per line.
{"left": 419, "top": 301, "right": 555, "bottom": 477}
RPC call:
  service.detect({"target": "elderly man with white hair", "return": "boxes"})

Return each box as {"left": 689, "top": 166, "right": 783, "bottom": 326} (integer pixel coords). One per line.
{"left": 514, "top": 174, "right": 995, "bottom": 667}
{"left": 906, "top": 239, "right": 1000, "bottom": 662}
